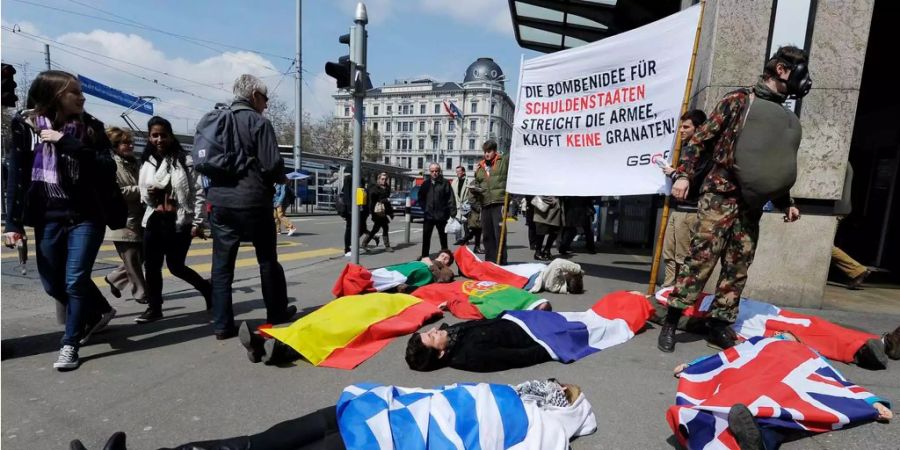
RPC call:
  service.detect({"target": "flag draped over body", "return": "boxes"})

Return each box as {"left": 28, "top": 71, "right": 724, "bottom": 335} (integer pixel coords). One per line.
{"left": 413, "top": 280, "right": 549, "bottom": 319}
{"left": 454, "top": 246, "right": 536, "bottom": 288}
{"left": 667, "top": 337, "right": 888, "bottom": 450}
{"left": 501, "top": 291, "right": 654, "bottom": 362}
{"left": 264, "top": 293, "right": 442, "bottom": 369}
{"left": 332, "top": 262, "right": 434, "bottom": 297}
{"left": 655, "top": 287, "right": 878, "bottom": 363}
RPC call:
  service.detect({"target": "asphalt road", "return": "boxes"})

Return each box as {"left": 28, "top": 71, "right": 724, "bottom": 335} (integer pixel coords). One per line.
{"left": 2, "top": 216, "right": 898, "bottom": 449}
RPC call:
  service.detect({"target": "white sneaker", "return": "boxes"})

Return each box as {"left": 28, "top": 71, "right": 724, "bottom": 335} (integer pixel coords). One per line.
{"left": 344, "top": 251, "right": 352, "bottom": 258}
{"left": 53, "top": 345, "right": 80, "bottom": 370}
{"left": 80, "top": 308, "right": 117, "bottom": 345}
{"left": 287, "top": 229, "right": 297, "bottom": 236}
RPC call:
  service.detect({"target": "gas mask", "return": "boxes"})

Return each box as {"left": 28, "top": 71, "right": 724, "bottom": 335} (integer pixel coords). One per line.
{"left": 781, "top": 62, "right": 812, "bottom": 99}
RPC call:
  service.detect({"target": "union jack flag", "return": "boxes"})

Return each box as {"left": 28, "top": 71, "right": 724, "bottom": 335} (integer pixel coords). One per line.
{"left": 666, "top": 337, "right": 886, "bottom": 450}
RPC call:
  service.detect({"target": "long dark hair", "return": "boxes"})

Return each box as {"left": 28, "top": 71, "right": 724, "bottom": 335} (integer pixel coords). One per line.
{"left": 27, "top": 70, "right": 80, "bottom": 129}
{"left": 141, "top": 116, "right": 186, "bottom": 167}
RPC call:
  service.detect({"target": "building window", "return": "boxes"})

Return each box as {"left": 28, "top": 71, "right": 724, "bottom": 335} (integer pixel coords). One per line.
{"left": 386, "top": 105, "right": 393, "bottom": 115}
{"left": 469, "top": 119, "right": 476, "bottom": 131}
{"left": 434, "top": 104, "right": 440, "bottom": 114}
{"left": 432, "top": 137, "right": 438, "bottom": 150}
{"left": 417, "top": 157, "right": 424, "bottom": 169}
{"left": 384, "top": 156, "right": 390, "bottom": 165}
{"left": 446, "top": 158, "right": 453, "bottom": 170}
{"left": 466, "top": 156, "right": 475, "bottom": 171}
{"left": 449, "top": 121, "right": 456, "bottom": 132}
{"left": 419, "top": 121, "right": 425, "bottom": 132}
{"left": 385, "top": 139, "right": 391, "bottom": 150}
{"left": 373, "top": 122, "right": 379, "bottom": 131}
{"left": 489, "top": 121, "right": 494, "bottom": 133}
{"left": 468, "top": 139, "right": 475, "bottom": 150}
{"left": 433, "top": 122, "right": 440, "bottom": 134}
{"left": 386, "top": 122, "right": 392, "bottom": 132}
{"left": 344, "top": 106, "right": 350, "bottom": 117}
{"left": 418, "top": 139, "right": 425, "bottom": 150}
{"left": 448, "top": 139, "right": 454, "bottom": 151}
{"left": 490, "top": 102, "right": 496, "bottom": 114}
{"left": 471, "top": 102, "right": 477, "bottom": 113}
{"left": 420, "top": 104, "right": 425, "bottom": 114}
{"left": 374, "top": 105, "right": 379, "bottom": 116}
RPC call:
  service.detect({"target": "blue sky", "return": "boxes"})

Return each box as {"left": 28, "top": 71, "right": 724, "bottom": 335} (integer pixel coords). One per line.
{"left": 1, "top": 0, "right": 540, "bottom": 134}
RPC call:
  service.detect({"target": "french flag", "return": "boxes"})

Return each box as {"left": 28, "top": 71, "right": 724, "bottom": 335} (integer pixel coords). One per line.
{"left": 501, "top": 291, "right": 654, "bottom": 363}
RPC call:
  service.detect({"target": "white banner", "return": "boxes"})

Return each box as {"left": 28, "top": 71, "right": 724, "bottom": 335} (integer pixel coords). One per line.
{"left": 507, "top": 5, "right": 702, "bottom": 196}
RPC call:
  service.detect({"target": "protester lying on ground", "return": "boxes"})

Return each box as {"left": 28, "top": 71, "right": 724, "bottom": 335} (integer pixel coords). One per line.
{"left": 667, "top": 335, "right": 892, "bottom": 450}
{"left": 454, "top": 245, "right": 584, "bottom": 294}
{"left": 653, "top": 287, "right": 900, "bottom": 370}
{"left": 412, "top": 279, "right": 552, "bottom": 319}
{"left": 331, "top": 250, "right": 455, "bottom": 297}
{"left": 405, "top": 290, "right": 654, "bottom": 372}
{"left": 72, "top": 379, "right": 597, "bottom": 450}
{"left": 239, "top": 293, "right": 442, "bottom": 369}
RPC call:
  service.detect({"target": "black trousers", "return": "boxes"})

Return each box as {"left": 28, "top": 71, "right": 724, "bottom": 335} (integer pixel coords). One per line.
{"left": 210, "top": 206, "right": 288, "bottom": 332}
{"left": 343, "top": 214, "right": 369, "bottom": 253}
{"left": 166, "top": 406, "right": 345, "bottom": 450}
{"left": 143, "top": 212, "right": 210, "bottom": 310}
{"left": 421, "top": 219, "right": 448, "bottom": 258}
{"left": 559, "top": 213, "right": 596, "bottom": 252}
{"left": 481, "top": 204, "right": 507, "bottom": 264}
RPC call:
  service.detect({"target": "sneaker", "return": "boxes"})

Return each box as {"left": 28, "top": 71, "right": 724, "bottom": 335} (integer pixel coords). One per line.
{"left": 728, "top": 404, "right": 764, "bottom": 450}
{"left": 344, "top": 251, "right": 352, "bottom": 258}
{"left": 238, "top": 322, "right": 264, "bottom": 363}
{"left": 80, "top": 308, "right": 117, "bottom": 345}
{"left": 287, "top": 228, "right": 297, "bottom": 237}
{"left": 134, "top": 307, "right": 162, "bottom": 324}
{"left": 53, "top": 345, "right": 80, "bottom": 370}
{"left": 884, "top": 326, "right": 900, "bottom": 360}
{"left": 854, "top": 338, "right": 888, "bottom": 370}
{"left": 104, "top": 276, "right": 122, "bottom": 299}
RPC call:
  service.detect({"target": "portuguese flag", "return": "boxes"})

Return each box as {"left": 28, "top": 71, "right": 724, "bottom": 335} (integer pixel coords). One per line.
{"left": 264, "top": 293, "right": 442, "bottom": 369}
{"left": 412, "top": 280, "right": 549, "bottom": 319}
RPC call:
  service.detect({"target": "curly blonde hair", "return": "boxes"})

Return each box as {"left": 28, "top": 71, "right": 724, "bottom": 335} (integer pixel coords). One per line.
{"left": 105, "top": 126, "right": 134, "bottom": 149}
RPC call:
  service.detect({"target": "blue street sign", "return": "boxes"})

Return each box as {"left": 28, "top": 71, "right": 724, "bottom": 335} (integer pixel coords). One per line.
{"left": 77, "top": 75, "right": 153, "bottom": 115}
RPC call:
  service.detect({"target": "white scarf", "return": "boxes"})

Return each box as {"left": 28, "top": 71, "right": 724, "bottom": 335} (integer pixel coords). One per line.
{"left": 139, "top": 156, "right": 195, "bottom": 229}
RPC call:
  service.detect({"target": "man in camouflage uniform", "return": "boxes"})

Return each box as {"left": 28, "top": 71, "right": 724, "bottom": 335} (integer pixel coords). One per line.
{"left": 658, "top": 46, "right": 807, "bottom": 352}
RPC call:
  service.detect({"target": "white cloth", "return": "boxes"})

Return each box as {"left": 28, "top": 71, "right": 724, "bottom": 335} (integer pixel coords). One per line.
{"left": 139, "top": 154, "right": 205, "bottom": 229}
{"left": 534, "top": 258, "right": 584, "bottom": 294}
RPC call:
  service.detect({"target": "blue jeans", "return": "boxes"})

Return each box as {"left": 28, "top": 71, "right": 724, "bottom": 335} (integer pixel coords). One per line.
{"left": 35, "top": 220, "right": 110, "bottom": 347}
{"left": 209, "top": 206, "right": 288, "bottom": 332}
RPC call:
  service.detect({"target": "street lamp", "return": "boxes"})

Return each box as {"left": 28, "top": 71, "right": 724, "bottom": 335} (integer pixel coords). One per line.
{"left": 486, "top": 74, "right": 506, "bottom": 147}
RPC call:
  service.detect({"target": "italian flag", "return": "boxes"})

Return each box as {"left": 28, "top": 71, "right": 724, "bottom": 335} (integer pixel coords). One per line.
{"left": 332, "top": 262, "right": 434, "bottom": 297}
{"left": 264, "top": 293, "right": 442, "bottom": 369}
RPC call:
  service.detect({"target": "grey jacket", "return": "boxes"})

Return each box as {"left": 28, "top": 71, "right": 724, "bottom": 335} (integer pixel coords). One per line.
{"left": 205, "top": 100, "right": 285, "bottom": 209}
{"left": 106, "top": 153, "right": 143, "bottom": 242}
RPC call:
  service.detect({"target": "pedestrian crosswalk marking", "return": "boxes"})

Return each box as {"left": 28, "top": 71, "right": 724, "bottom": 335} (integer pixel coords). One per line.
{"left": 2, "top": 240, "right": 302, "bottom": 260}
{"left": 90, "top": 247, "right": 343, "bottom": 284}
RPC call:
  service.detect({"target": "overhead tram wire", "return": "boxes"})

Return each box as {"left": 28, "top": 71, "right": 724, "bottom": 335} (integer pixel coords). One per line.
{"left": 2, "top": 28, "right": 223, "bottom": 105}
{"left": 12, "top": 0, "right": 289, "bottom": 72}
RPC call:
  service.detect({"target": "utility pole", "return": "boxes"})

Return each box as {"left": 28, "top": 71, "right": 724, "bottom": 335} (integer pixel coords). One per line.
{"left": 44, "top": 44, "right": 51, "bottom": 70}
{"left": 349, "top": 2, "right": 368, "bottom": 264}
{"left": 294, "top": 0, "right": 302, "bottom": 177}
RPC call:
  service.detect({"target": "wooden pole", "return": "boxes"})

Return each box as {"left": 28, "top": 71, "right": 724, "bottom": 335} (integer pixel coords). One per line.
{"left": 496, "top": 192, "right": 510, "bottom": 264}
{"left": 647, "top": 1, "right": 706, "bottom": 295}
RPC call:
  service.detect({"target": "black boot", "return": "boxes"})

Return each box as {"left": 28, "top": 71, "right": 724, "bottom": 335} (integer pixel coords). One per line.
{"left": 238, "top": 322, "right": 265, "bottom": 363}
{"left": 70, "top": 432, "right": 128, "bottom": 450}
{"left": 658, "top": 307, "right": 682, "bottom": 353}
{"left": 707, "top": 320, "right": 737, "bottom": 350}
{"left": 728, "top": 404, "right": 764, "bottom": 450}
{"left": 854, "top": 338, "right": 888, "bottom": 370}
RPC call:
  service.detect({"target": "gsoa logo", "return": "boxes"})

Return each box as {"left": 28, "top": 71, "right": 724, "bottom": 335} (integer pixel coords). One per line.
{"left": 626, "top": 150, "right": 670, "bottom": 166}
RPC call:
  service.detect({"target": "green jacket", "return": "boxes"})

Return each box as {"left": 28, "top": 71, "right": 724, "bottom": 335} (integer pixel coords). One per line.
{"left": 474, "top": 154, "right": 509, "bottom": 207}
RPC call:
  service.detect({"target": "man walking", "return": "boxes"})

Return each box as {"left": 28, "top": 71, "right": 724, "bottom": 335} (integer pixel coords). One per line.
{"left": 474, "top": 140, "right": 509, "bottom": 264}
{"left": 206, "top": 74, "right": 296, "bottom": 339}
{"left": 419, "top": 163, "right": 456, "bottom": 259}
{"left": 658, "top": 46, "right": 809, "bottom": 352}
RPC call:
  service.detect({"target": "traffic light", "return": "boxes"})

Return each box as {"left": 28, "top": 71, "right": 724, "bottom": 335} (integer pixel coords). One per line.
{"left": 325, "top": 33, "right": 353, "bottom": 90}
{"left": 1, "top": 63, "right": 18, "bottom": 108}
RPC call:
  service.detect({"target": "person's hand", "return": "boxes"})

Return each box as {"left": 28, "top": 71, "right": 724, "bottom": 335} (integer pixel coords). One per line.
{"left": 39, "top": 129, "right": 64, "bottom": 143}
{"left": 671, "top": 178, "right": 689, "bottom": 201}
{"left": 783, "top": 206, "right": 800, "bottom": 222}
{"left": 874, "top": 402, "right": 893, "bottom": 422}
{"left": 3, "top": 232, "right": 24, "bottom": 248}
{"left": 673, "top": 363, "right": 688, "bottom": 378}
{"left": 662, "top": 165, "right": 675, "bottom": 176}
{"left": 191, "top": 225, "right": 207, "bottom": 240}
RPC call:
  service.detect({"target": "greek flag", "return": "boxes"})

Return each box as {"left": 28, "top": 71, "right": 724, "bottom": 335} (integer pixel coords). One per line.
{"left": 337, "top": 382, "right": 529, "bottom": 450}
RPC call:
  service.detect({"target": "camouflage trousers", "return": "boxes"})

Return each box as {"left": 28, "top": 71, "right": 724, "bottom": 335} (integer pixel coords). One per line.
{"left": 668, "top": 192, "right": 762, "bottom": 323}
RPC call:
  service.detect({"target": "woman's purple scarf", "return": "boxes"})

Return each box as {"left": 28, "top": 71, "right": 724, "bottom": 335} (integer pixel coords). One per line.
{"left": 30, "top": 116, "right": 85, "bottom": 199}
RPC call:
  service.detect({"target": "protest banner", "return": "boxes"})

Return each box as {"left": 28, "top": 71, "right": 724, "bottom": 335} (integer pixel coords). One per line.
{"left": 507, "top": 5, "right": 702, "bottom": 196}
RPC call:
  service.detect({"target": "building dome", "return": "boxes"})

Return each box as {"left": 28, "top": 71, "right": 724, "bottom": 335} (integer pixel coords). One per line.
{"left": 464, "top": 57, "right": 504, "bottom": 83}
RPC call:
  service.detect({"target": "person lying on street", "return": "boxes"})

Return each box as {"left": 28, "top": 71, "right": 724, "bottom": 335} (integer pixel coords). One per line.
{"left": 331, "top": 249, "right": 455, "bottom": 297}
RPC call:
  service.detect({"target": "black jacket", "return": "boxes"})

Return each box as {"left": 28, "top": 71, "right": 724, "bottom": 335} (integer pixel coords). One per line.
{"left": 418, "top": 176, "right": 456, "bottom": 222}
{"left": 4, "top": 111, "right": 125, "bottom": 233}
{"left": 443, "top": 319, "right": 552, "bottom": 372}
{"left": 205, "top": 100, "right": 284, "bottom": 209}
{"left": 367, "top": 184, "right": 394, "bottom": 220}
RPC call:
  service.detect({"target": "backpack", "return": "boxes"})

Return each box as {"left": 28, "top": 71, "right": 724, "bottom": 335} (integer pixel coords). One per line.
{"left": 192, "top": 104, "right": 254, "bottom": 183}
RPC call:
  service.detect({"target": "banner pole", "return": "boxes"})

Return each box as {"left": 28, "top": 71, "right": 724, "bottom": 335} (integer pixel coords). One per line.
{"left": 496, "top": 191, "right": 510, "bottom": 264}
{"left": 647, "top": 0, "right": 706, "bottom": 295}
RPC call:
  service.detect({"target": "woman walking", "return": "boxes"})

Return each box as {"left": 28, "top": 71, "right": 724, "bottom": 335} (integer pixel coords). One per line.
{"left": 532, "top": 195, "right": 563, "bottom": 261}
{"left": 136, "top": 116, "right": 211, "bottom": 323}
{"left": 103, "top": 127, "right": 149, "bottom": 304}
{"left": 2, "top": 70, "right": 121, "bottom": 370}
{"left": 362, "top": 172, "right": 393, "bottom": 252}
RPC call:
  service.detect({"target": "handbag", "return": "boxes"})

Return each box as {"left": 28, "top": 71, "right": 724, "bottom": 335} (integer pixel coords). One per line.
{"left": 531, "top": 196, "right": 550, "bottom": 213}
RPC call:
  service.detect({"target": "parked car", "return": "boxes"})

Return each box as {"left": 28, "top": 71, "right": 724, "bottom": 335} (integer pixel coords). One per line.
{"left": 389, "top": 191, "right": 409, "bottom": 214}
{"left": 409, "top": 185, "right": 424, "bottom": 222}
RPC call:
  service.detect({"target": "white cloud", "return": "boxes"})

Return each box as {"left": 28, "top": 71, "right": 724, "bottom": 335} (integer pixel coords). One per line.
{"left": 418, "top": 0, "right": 513, "bottom": 36}
{"left": 303, "top": 71, "right": 339, "bottom": 120}
{"left": 1, "top": 22, "right": 289, "bottom": 135}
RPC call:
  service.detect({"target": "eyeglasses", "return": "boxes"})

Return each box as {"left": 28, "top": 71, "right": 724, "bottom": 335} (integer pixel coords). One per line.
{"left": 257, "top": 91, "right": 269, "bottom": 102}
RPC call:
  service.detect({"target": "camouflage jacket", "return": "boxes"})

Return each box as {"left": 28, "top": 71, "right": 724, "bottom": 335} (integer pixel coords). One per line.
{"left": 674, "top": 88, "right": 753, "bottom": 196}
